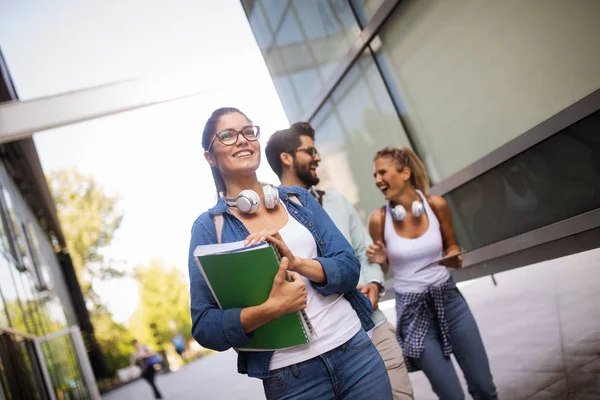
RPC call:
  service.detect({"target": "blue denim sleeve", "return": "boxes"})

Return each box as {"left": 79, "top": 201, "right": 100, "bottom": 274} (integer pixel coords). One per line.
{"left": 298, "top": 191, "right": 360, "bottom": 296}
{"left": 188, "top": 216, "right": 252, "bottom": 351}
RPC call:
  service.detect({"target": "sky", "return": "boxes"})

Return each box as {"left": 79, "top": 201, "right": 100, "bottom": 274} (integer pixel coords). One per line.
{"left": 0, "top": 0, "right": 290, "bottom": 323}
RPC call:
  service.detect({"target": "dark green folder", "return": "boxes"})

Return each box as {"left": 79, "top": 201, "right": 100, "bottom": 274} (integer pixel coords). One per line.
{"left": 194, "top": 241, "right": 312, "bottom": 351}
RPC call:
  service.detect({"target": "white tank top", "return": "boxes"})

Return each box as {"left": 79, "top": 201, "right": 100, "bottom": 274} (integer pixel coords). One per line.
{"left": 269, "top": 201, "right": 361, "bottom": 370}
{"left": 385, "top": 190, "right": 450, "bottom": 293}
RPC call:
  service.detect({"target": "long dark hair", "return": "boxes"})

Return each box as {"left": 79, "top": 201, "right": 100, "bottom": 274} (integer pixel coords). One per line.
{"left": 202, "top": 107, "right": 251, "bottom": 194}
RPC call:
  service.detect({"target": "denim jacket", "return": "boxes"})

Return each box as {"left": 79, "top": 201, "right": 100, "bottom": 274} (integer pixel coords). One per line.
{"left": 187, "top": 185, "right": 374, "bottom": 379}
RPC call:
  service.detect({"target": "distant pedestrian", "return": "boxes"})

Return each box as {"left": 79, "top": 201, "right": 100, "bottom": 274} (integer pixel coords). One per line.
{"left": 130, "top": 339, "right": 163, "bottom": 399}
{"left": 171, "top": 334, "right": 186, "bottom": 358}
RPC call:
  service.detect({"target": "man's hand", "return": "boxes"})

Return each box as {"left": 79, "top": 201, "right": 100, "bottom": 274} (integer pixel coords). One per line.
{"left": 357, "top": 282, "right": 381, "bottom": 310}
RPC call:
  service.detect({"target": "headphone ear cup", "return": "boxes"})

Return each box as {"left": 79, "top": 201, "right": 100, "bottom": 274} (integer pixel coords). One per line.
{"left": 263, "top": 185, "right": 279, "bottom": 210}
{"left": 412, "top": 200, "right": 425, "bottom": 218}
{"left": 391, "top": 205, "right": 407, "bottom": 221}
{"left": 236, "top": 190, "right": 260, "bottom": 214}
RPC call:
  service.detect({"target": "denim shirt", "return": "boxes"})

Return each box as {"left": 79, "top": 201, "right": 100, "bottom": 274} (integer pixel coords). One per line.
{"left": 187, "top": 185, "right": 374, "bottom": 379}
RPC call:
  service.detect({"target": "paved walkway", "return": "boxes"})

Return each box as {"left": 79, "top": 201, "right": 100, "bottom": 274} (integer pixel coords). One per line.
{"left": 104, "top": 249, "right": 600, "bottom": 399}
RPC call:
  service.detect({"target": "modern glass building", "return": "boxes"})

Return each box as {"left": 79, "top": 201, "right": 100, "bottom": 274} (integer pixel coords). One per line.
{"left": 0, "top": 49, "right": 100, "bottom": 399}
{"left": 241, "top": 0, "right": 600, "bottom": 282}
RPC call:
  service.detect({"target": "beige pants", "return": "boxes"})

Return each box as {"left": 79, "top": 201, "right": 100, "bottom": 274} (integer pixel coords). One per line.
{"left": 371, "top": 321, "right": 414, "bottom": 400}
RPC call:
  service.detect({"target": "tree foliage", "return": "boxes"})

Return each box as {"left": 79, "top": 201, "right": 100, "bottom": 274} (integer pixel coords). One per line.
{"left": 47, "top": 168, "right": 124, "bottom": 308}
{"left": 90, "top": 310, "right": 134, "bottom": 373}
{"left": 47, "top": 169, "right": 131, "bottom": 373}
{"left": 129, "top": 259, "right": 192, "bottom": 349}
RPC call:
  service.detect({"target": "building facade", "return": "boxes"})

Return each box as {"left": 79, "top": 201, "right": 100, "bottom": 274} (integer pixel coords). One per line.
{"left": 0, "top": 49, "right": 100, "bottom": 399}
{"left": 241, "top": 0, "right": 600, "bottom": 282}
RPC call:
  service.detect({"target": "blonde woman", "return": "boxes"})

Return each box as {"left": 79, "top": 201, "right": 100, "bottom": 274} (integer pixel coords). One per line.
{"left": 367, "top": 147, "right": 497, "bottom": 400}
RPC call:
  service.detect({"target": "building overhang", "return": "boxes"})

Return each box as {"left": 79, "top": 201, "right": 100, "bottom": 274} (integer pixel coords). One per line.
{"left": 1, "top": 47, "right": 65, "bottom": 247}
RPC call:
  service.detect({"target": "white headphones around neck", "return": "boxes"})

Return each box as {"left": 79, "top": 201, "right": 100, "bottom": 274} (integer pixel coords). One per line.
{"left": 220, "top": 184, "right": 279, "bottom": 214}
{"left": 391, "top": 199, "right": 425, "bottom": 221}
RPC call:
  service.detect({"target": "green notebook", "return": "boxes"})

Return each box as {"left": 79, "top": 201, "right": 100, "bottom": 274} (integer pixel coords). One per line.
{"left": 193, "top": 240, "right": 315, "bottom": 352}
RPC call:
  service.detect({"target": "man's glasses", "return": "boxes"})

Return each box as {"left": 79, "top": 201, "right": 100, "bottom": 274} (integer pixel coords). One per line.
{"left": 208, "top": 125, "right": 260, "bottom": 150}
{"left": 294, "top": 147, "right": 319, "bottom": 158}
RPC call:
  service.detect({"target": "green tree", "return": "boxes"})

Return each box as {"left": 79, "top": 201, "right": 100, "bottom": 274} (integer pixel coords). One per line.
{"left": 91, "top": 310, "right": 134, "bottom": 373}
{"left": 47, "top": 169, "right": 132, "bottom": 374}
{"left": 129, "top": 259, "right": 192, "bottom": 349}
{"left": 47, "top": 169, "right": 124, "bottom": 307}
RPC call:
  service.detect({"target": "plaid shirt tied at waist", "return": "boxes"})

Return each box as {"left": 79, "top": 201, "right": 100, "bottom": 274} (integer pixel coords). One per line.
{"left": 394, "top": 277, "right": 456, "bottom": 372}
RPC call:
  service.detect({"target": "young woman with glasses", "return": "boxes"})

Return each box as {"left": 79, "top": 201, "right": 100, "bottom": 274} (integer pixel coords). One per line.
{"left": 187, "top": 107, "right": 392, "bottom": 400}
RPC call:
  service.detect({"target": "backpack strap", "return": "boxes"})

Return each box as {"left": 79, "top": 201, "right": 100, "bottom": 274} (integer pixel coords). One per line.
{"left": 308, "top": 186, "right": 324, "bottom": 206}
{"left": 214, "top": 214, "right": 224, "bottom": 244}
{"left": 289, "top": 194, "right": 302, "bottom": 205}
{"left": 316, "top": 190, "right": 325, "bottom": 206}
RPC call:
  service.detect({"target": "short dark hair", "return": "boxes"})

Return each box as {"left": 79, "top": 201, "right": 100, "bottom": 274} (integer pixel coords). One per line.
{"left": 265, "top": 122, "right": 315, "bottom": 178}
{"left": 289, "top": 122, "right": 315, "bottom": 139}
{"left": 201, "top": 107, "right": 251, "bottom": 193}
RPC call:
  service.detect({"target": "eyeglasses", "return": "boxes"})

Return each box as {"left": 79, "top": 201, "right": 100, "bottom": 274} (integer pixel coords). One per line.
{"left": 294, "top": 147, "right": 319, "bottom": 158}
{"left": 208, "top": 125, "right": 260, "bottom": 150}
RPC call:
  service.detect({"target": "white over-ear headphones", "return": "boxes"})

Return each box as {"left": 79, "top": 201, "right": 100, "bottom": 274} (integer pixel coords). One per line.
{"left": 391, "top": 200, "right": 425, "bottom": 221}
{"left": 220, "top": 184, "right": 279, "bottom": 214}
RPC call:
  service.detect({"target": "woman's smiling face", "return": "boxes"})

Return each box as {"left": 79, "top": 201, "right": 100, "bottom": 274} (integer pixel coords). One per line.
{"left": 206, "top": 112, "right": 261, "bottom": 177}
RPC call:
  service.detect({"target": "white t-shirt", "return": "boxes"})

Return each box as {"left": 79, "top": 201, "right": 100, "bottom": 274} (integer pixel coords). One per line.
{"left": 269, "top": 203, "right": 361, "bottom": 370}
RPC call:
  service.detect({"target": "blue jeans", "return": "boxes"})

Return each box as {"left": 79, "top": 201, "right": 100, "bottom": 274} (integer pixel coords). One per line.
{"left": 407, "top": 288, "right": 497, "bottom": 400}
{"left": 261, "top": 329, "right": 392, "bottom": 400}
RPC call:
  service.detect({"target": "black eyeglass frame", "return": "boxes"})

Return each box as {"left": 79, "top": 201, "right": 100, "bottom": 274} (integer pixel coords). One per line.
{"left": 207, "top": 125, "right": 261, "bottom": 151}
{"left": 292, "top": 146, "right": 319, "bottom": 158}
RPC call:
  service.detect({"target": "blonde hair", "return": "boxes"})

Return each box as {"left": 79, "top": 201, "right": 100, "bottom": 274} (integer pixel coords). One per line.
{"left": 374, "top": 146, "right": 430, "bottom": 194}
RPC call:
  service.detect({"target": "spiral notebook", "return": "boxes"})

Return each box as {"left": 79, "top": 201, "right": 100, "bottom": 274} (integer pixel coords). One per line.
{"left": 194, "top": 240, "right": 315, "bottom": 352}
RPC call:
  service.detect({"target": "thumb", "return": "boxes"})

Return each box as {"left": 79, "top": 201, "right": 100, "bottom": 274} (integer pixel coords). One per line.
{"left": 275, "top": 257, "right": 289, "bottom": 282}
{"left": 377, "top": 240, "right": 386, "bottom": 248}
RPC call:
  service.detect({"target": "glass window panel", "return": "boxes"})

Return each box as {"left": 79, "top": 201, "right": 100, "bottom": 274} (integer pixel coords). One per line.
{"left": 0, "top": 200, "right": 10, "bottom": 256}
{"left": 42, "top": 334, "right": 90, "bottom": 400}
{"left": 244, "top": 0, "right": 361, "bottom": 122}
{"left": 311, "top": 102, "right": 345, "bottom": 152}
{"left": 243, "top": 1, "right": 273, "bottom": 50}
{"left": 289, "top": 68, "right": 323, "bottom": 118}
{"left": 275, "top": 10, "right": 303, "bottom": 46}
{"left": 15, "top": 272, "right": 41, "bottom": 336}
{"left": 0, "top": 258, "right": 28, "bottom": 333}
{"left": 350, "top": 0, "right": 385, "bottom": 26}
{"left": 261, "top": 0, "right": 289, "bottom": 30}
{"left": 376, "top": 0, "right": 600, "bottom": 183}
{"left": 22, "top": 223, "right": 47, "bottom": 292}
{"left": 293, "top": 0, "right": 343, "bottom": 39}
{"left": 0, "top": 286, "right": 9, "bottom": 328}
{"left": 272, "top": 75, "right": 302, "bottom": 124}
{"left": 311, "top": 53, "right": 412, "bottom": 222}
{"left": 1, "top": 189, "right": 27, "bottom": 271}
{"left": 447, "top": 110, "right": 600, "bottom": 251}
